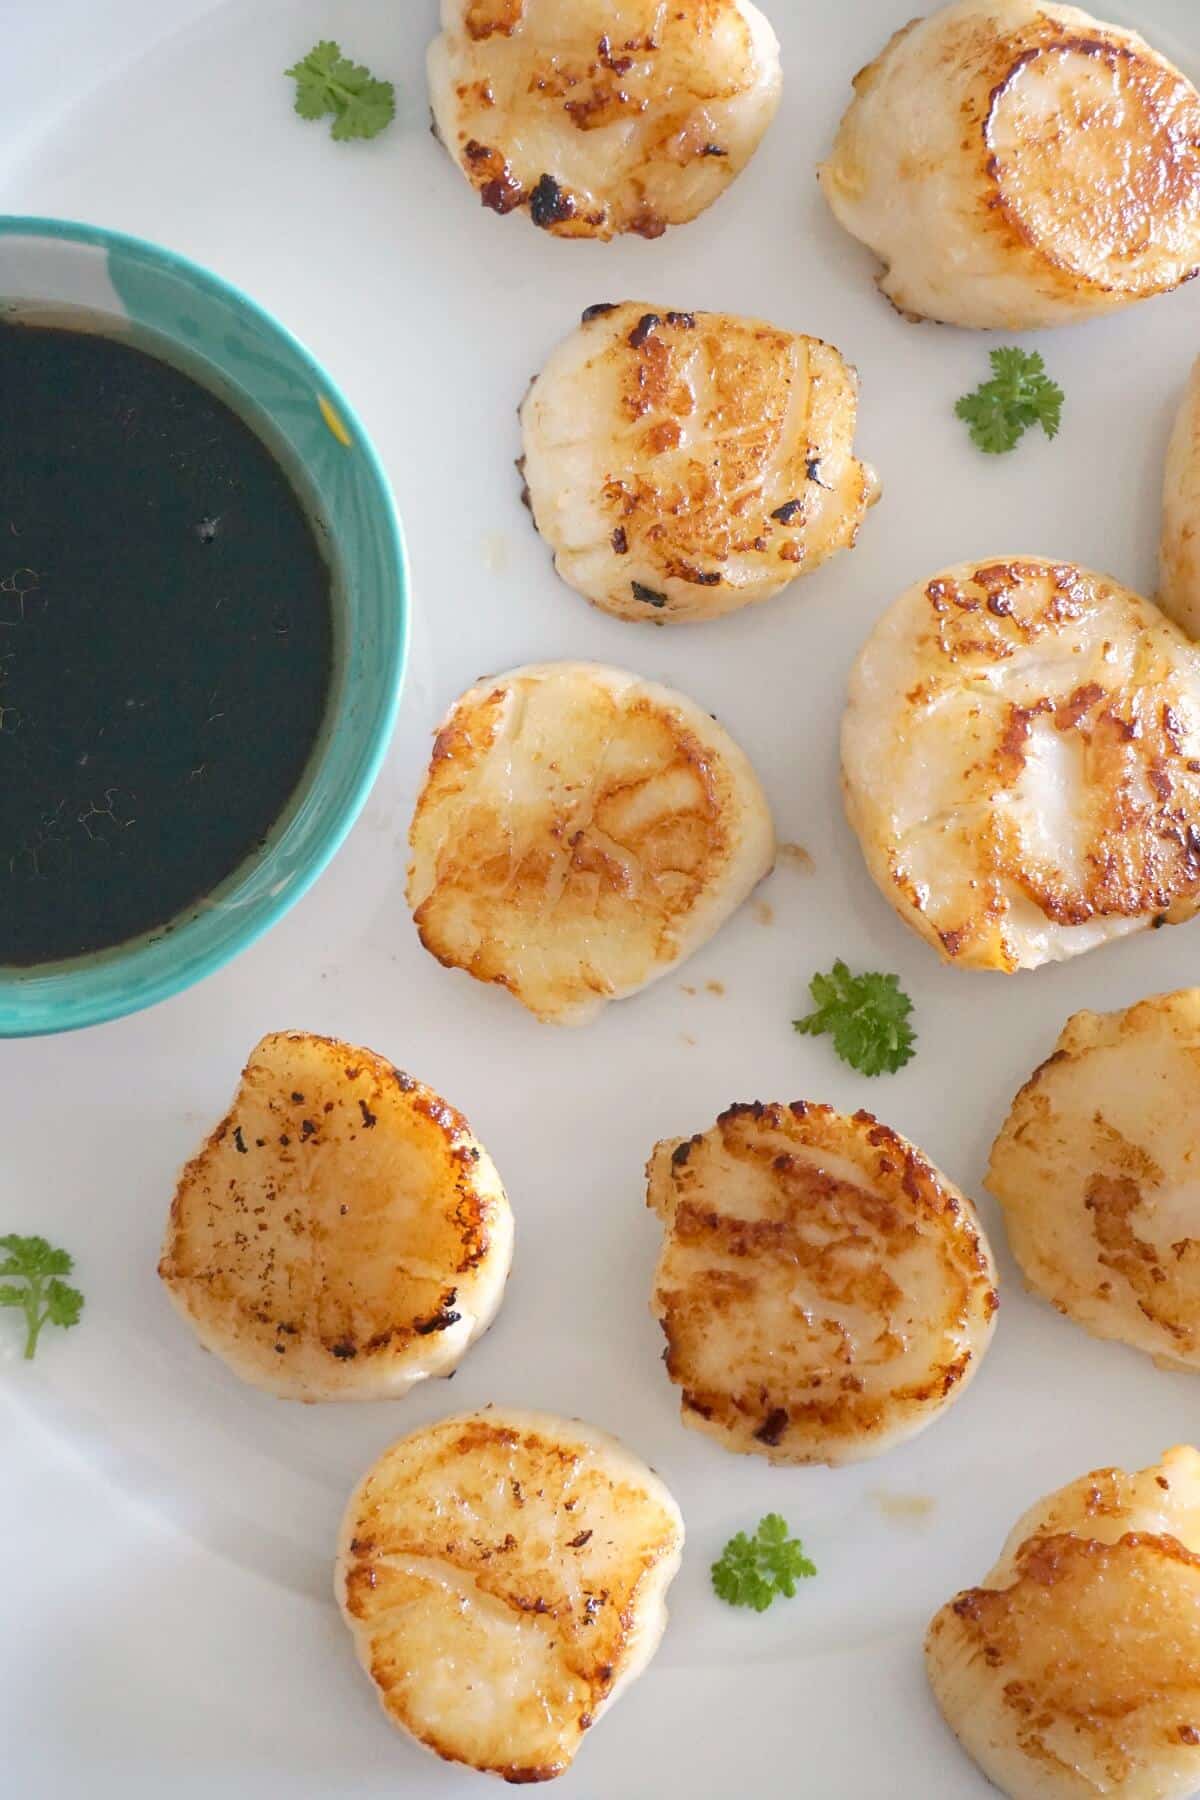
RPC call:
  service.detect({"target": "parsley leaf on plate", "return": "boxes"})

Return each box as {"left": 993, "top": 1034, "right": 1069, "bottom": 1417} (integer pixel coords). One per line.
{"left": 712, "top": 1514, "right": 817, "bottom": 1612}
{"left": 285, "top": 40, "right": 396, "bottom": 142}
{"left": 0, "top": 1233, "right": 84, "bottom": 1360}
{"left": 955, "top": 347, "right": 1063, "bottom": 455}
{"left": 794, "top": 960, "right": 916, "bottom": 1077}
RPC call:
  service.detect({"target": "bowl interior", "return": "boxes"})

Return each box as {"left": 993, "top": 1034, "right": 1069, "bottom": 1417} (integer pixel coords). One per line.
{"left": 0, "top": 219, "right": 407, "bottom": 1037}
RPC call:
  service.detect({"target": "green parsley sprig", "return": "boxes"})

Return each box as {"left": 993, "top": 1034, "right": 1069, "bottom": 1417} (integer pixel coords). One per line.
{"left": 794, "top": 960, "right": 916, "bottom": 1077}
{"left": 712, "top": 1514, "right": 817, "bottom": 1612}
{"left": 285, "top": 41, "right": 396, "bottom": 142}
{"left": 955, "top": 347, "right": 1063, "bottom": 454}
{"left": 0, "top": 1234, "right": 84, "bottom": 1360}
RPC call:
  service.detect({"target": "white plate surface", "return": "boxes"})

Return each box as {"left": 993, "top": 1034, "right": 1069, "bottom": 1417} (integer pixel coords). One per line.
{"left": 3, "top": 1, "right": 1200, "bottom": 1794}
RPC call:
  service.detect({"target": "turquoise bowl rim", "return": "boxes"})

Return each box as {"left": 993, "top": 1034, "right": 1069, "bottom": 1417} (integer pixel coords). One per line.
{"left": 0, "top": 215, "right": 409, "bottom": 1037}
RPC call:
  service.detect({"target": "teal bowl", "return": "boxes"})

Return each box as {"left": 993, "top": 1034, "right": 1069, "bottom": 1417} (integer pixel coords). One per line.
{"left": 0, "top": 217, "right": 408, "bottom": 1036}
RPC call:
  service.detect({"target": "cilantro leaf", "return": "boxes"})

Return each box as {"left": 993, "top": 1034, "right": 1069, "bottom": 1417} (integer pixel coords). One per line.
{"left": 285, "top": 40, "right": 396, "bottom": 143}
{"left": 955, "top": 348, "right": 1064, "bottom": 455}
{"left": 794, "top": 960, "right": 916, "bottom": 1077}
{"left": 0, "top": 1233, "right": 84, "bottom": 1359}
{"left": 712, "top": 1515, "right": 817, "bottom": 1612}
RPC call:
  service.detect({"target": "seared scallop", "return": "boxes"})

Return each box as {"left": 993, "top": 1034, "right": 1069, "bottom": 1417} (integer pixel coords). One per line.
{"left": 819, "top": 0, "right": 1200, "bottom": 330}
{"left": 159, "top": 1034, "right": 513, "bottom": 1401}
{"left": 519, "top": 303, "right": 880, "bottom": 624}
{"left": 1162, "top": 357, "right": 1200, "bottom": 639}
{"left": 427, "top": 0, "right": 780, "bottom": 240}
{"left": 842, "top": 558, "right": 1200, "bottom": 972}
{"left": 336, "top": 1408, "right": 683, "bottom": 1783}
{"left": 927, "top": 1445, "right": 1200, "bottom": 1799}
{"left": 988, "top": 989, "right": 1200, "bottom": 1372}
{"left": 646, "top": 1103, "right": 998, "bottom": 1466}
{"left": 407, "top": 662, "right": 775, "bottom": 1024}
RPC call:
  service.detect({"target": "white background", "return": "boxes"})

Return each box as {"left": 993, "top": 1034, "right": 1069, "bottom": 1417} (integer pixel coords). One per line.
{"left": 3, "top": 1, "right": 1200, "bottom": 1794}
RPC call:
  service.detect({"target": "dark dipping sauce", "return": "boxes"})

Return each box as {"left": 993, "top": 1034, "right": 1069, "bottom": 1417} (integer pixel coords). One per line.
{"left": 0, "top": 321, "right": 333, "bottom": 966}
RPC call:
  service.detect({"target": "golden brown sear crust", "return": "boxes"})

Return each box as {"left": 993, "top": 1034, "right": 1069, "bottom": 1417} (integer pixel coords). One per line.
{"left": 842, "top": 558, "right": 1200, "bottom": 972}
{"left": 819, "top": 1, "right": 1200, "bottom": 329}
{"left": 428, "top": 0, "right": 781, "bottom": 240}
{"left": 519, "top": 304, "right": 879, "bottom": 622}
{"left": 934, "top": 1536, "right": 1200, "bottom": 1794}
{"left": 414, "top": 682, "right": 726, "bottom": 982}
{"left": 612, "top": 314, "right": 809, "bottom": 571}
{"left": 159, "top": 1033, "right": 513, "bottom": 1400}
{"left": 647, "top": 1102, "right": 998, "bottom": 1465}
{"left": 336, "top": 1409, "right": 683, "bottom": 1782}
{"left": 987, "top": 989, "right": 1200, "bottom": 1371}
{"left": 406, "top": 663, "right": 775, "bottom": 1024}
{"left": 986, "top": 28, "right": 1200, "bottom": 295}
{"left": 926, "top": 1446, "right": 1200, "bottom": 1798}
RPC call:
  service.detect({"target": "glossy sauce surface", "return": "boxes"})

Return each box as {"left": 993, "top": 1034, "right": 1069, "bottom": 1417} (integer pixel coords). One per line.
{"left": 0, "top": 321, "right": 332, "bottom": 965}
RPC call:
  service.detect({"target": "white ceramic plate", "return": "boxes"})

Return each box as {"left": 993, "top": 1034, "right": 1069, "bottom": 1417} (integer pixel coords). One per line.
{"left": 4, "top": 2, "right": 1200, "bottom": 1794}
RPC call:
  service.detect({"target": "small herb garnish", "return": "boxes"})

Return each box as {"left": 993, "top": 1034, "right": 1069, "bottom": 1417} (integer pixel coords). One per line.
{"left": 285, "top": 41, "right": 396, "bottom": 142}
{"left": 955, "top": 348, "right": 1063, "bottom": 455}
{"left": 712, "top": 1514, "right": 816, "bottom": 1612}
{"left": 794, "top": 959, "right": 916, "bottom": 1076}
{"left": 0, "top": 1234, "right": 84, "bottom": 1360}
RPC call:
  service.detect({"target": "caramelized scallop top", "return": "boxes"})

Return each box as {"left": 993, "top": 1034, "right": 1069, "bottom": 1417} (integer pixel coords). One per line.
{"left": 520, "top": 303, "right": 879, "bottom": 622}
{"left": 407, "top": 662, "right": 775, "bottom": 1024}
{"left": 159, "top": 1033, "right": 513, "bottom": 1400}
{"left": 843, "top": 558, "right": 1200, "bottom": 971}
{"left": 428, "top": 0, "right": 781, "bottom": 239}
{"left": 336, "top": 1409, "right": 683, "bottom": 1782}
{"left": 647, "top": 1102, "right": 998, "bottom": 1465}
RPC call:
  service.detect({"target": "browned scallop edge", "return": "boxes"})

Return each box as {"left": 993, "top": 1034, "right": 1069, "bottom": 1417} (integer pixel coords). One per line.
{"left": 668, "top": 1101, "right": 991, "bottom": 1244}
{"left": 459, "top": 138, "right": 611, "bottom": 237}
{"left": 989, "top": 1043, "right": 1071, "bottom": 1146}
{"left": 408, "top": 689, "right": 516, "bottom": 993}
{"left": 848, "top": 16, "right": 921, "bottom": 98}
{"left": 932, "top": 1527, "right": 1200, "bottom": 1639}
{"left": 721, "top": 1102, "right": 985, "bottom": 1232}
